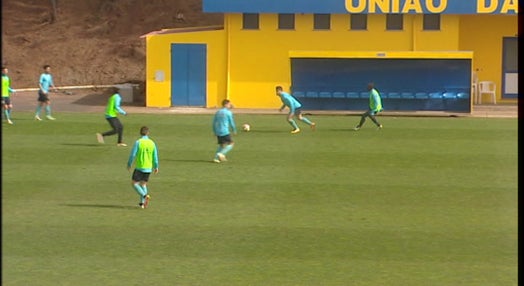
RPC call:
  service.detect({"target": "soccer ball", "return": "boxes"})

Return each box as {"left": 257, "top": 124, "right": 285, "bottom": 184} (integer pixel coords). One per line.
{"left": 242, "top": 123, "right": 250, "bottom": 132}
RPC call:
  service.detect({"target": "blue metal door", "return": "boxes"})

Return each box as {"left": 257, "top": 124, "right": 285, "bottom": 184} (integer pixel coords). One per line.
{"left": 171, "top": 44, "right": 206, "bottom": 106}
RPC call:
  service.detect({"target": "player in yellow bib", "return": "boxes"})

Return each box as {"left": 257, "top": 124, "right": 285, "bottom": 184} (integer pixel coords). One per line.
{"left": 2, "top": 66, "right": 15, "bottom": 124}
{"left": 354, "top": 82, "right": 383, "bottom": 130}
{"left": 96, "top": 87, "right": 127, "bottom": 146}
{"left": 127, "top": 126, "right": 159, "bottom": 209}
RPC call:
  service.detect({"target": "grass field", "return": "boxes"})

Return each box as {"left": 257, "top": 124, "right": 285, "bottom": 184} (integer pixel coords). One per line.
{"left": 2, "top": 112, "right": 518, "bottom": 286}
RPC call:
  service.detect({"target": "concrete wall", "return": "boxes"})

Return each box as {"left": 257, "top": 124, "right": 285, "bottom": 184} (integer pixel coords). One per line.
{"left": 225, "top": 13, "right": 462, "bottom": 108}
{"left": 144, "top": 13, "right": 517, "bottom": 108}
{"left": 144, "top": 28, "right": 227, "bottom": 107}
{"left": 459, "top": 15, "right": 518, "bottom": 103}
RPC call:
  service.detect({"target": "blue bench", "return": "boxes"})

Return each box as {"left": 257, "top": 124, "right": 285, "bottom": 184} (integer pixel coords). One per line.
{"left": 429, "top": 92, "right": 443, "bottom": 99}
{"left": 360, "top": 92, "right": 370, "bottom": 98}
{"left": 401, "top": 92, "right": 414, "bottom": 99}
{"left": 293, "top": 91, "right": 305, "bottom": 98}
{"left": 346, "top": 92, "right": 359, "bottom": 98}
{"left": 291, "top": 88, "right": 470, "bottom": 112}
{"left": 332, "top": 92, "right": 346, "bottom": 98}
{"left": 388, "top": 92, "right": 401, "bottom": 99}
{"left": 306, "top": 91, "right": 318, "bottom": 98}
{"left": 319, "top": 91, "right": 332, "bottom": 98}
{"left": 414, "top": 92, "right": 429, "bottom": 99}
{"left": 442, "top": 92, "right": 457, "bottom": 99}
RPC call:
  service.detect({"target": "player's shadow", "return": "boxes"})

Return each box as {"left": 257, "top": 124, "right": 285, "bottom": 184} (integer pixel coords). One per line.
{"left": 164, "top": 158, "right": 213, "bottom": 163}
{"left": 61, "top": 143, "right": 104, "bottom": 147}
{"left": 246, "top": 130, "right": 288, "bottom": 133}
{"left": 324, "top": 128, "right": 354, "bottom": 132}
{"left": 5, "top": 118, "right": 37, "bottom": 122}
{"left": 63, "top": 203, "right": 137, "bottom": 210}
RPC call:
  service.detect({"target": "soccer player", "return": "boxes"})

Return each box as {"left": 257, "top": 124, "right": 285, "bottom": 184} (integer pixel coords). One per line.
{"left": 96, "top": 87, "right": 128, "bottom": 146}
{"left": 2, "top": 66, "right": 15, "bottom": 124}
{"left": 212, "top": 99, "right": 237, "bottom": 163}
{"left": 354, "top": 82, "right": 383, "bottom": 130}
{"left": 127, "top": 126, "right": 159, "bottom": 209}
{"left": 35, "top": 64, "right": 57, "bottom": 120}
{"left": 276, "top": 86, "right": 316, "bottom": 134}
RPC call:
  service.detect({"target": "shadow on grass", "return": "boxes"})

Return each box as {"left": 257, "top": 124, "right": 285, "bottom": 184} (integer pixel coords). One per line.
{"left": 321, "top": 128, "right": 353, "bottom": 132}
{"left": 61, "top": 143, "right": 104, "bottom": 147}
{"left": 6, "top": 118, "right": 41, "bottom": 122}
{"left": 246, "top": 130, "right": 288, "bottom": 133}
{"left": 63, "top": 203, "right": 138, "bottom": 210}
{"left": 163, "top": 158, "right": 214, "bottom": 163}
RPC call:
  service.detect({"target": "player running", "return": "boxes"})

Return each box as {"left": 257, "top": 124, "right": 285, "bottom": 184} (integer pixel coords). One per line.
{"left": 354, "top": 82, "right": 383, "bottom": 130}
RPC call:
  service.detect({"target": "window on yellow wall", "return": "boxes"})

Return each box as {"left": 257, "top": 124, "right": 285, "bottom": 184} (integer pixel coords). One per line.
{"left": 242, "top": 13, "right": 259, "bottom": 30}
{"left": 278, "top": 14, "right": 295, "bottom": 30}
{"left": 423, "top": 14, "right": 440, "bottom": 30}
{"left": 350, "top": 14, "right": 367, "bottom": 30}
{"left": 386, "top": 14, "right": 403, "bottom": 30}
{"left": 314, "top": 14, "right": 330, "bottom": 30}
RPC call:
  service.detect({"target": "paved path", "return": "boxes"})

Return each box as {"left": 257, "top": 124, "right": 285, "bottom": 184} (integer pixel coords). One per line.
{"left": 10, "top": 90, "right": 518, "bottom": 118}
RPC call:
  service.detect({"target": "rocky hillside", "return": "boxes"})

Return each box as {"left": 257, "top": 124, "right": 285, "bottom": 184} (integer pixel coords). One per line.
{"left": 1, "top": 0, "right": 223, "bottom": 88}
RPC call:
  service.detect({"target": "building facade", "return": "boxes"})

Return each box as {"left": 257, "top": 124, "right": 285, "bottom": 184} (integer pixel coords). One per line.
{"left": 142, "top": 0, "right": 518, "bottom": 112}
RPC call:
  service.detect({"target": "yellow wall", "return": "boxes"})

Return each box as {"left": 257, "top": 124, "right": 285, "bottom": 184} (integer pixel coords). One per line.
{"left": 459, "top": 15, "right": 518, "bottom": 103}
{"left": 144, "top": 13, "right": 517, "bottom": 108}
{"left": 413, "top": 15, "right": 460, "bottom": 50}
{"left": 226, "top": 13, "right": 463, "bottom": 108}
{"left": 144, "top": 28, "right": 227, "bottom": 107}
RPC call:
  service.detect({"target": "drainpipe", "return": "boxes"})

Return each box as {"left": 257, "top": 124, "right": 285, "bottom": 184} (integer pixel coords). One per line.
{"left": 412, "top": 14, "right": 417, "bottom": 51}
{"left": 226, "top": 14, "right": 231, "bottom": 100}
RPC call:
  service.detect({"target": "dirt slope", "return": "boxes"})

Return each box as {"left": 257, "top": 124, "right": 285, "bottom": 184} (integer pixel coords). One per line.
{"left": 1, "top": 0, "right": 223, "bottom": 88}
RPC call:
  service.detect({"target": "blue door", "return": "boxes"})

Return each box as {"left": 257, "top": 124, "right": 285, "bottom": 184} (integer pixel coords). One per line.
{"left": 171, "top": 44, "right": 206, "bottom": 106}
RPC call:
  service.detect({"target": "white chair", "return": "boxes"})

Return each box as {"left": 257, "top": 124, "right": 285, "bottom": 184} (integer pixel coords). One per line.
{"left": 477, "top": 81, "right": 496, "bottom": 104}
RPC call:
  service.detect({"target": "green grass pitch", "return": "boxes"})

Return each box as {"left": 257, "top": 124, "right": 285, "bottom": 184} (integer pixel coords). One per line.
{"left": 2, "top": 112, "right": 517, "bottom": 285}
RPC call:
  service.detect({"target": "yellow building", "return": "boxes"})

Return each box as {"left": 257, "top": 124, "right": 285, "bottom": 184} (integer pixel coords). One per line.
{"left": 142, "top": 0, "right": 518, "bottom": 112}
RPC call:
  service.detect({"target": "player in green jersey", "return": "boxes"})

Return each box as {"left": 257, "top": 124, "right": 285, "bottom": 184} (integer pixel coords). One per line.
{"left": 127, "top": 126, "right": 159, "bottom": 209}
{"left": 354, "top": 83, "right": 383, "bottom": 130}
{"left": 97, "top": 87, "right": 128, "bottom": 146}
{"left": 2, "top": 66, "right": 15, "bottom": 124}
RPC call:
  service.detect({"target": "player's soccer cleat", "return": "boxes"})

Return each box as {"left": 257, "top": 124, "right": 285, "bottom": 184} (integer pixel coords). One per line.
{"left": 378, "top": 124, "right": 383, "bottom": 129}
{"left": 46, "top": 115, "right": 56, "bottom": 120}
{"left": 217, "top": 153, "right": 227, "bottom": 162}
{"left": 353, "top": 126, "right": 361, "bottom": 131}
{"left": 143, "top": 195, "right": 151, "bottom": 208}
{"left": 35, "top": 115, "right": 42, "bottom": 121}
{"left": 7, "top": 119, "right": 13, "bottom": 124}
{"left": 291, "top": 128, "right": 301, "bottom": 134}
{"left": 310, "top": 122, "right": 316, "bottom": 131}
{"left": 117, "top": 143, "right": 127, "bottom": 147}
{"left": 213, "top": 158, "right": 221, "bottom": 163}
{"left": 96, "top": 133, "right": 104, "bottom": 143}
{"left": 139, "top": 203, "right": 145, "bottom": 209}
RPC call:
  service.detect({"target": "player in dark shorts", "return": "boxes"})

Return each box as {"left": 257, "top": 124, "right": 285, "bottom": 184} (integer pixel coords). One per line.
{"left": 212, "top": 99, "right": 237, "bottom": 163}
{"left": 35, "top": 64, "right": 57, "bottom": 120}
{"left": 2, "top": 66, "right": 15, "bottom": 124}
{"left": 127, "top": 126, "right": 159, "bottom": 209}
{"left": 37, "top": 90, "right": 49, "bottom": 103}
